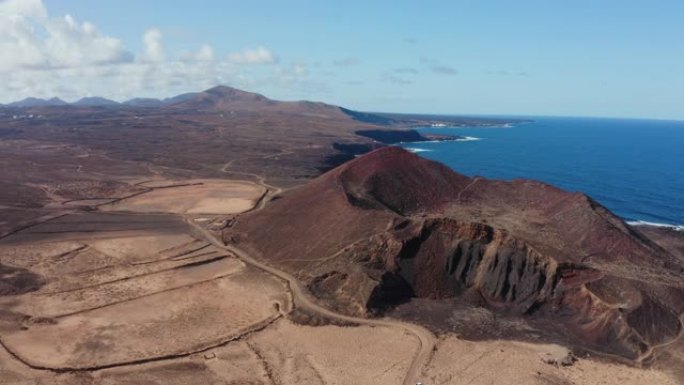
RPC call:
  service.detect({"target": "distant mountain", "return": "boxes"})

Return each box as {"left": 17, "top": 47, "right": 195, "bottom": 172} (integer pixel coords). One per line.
{"left": 164, "top": 85, "right": 376, "bottom": 121}
{"left": 163, "top": 85, "right": 276, "bottom": 110}
{"left": 339, "top": 107, "right": 394, "bottom": 125}
{"left": 0, "top": 85, "right": 397, "bottom": 125}
{"left": 123, "top": 98, "right": 163, "bottom": 107}
{"left": 8, "top": 97, "right": 69, "bottom": 107}
{"left": 160, "top": 92, "right": 202, "bottom": 106}
{"left": 72, "top": 97, "right": 120, "bottom": 107}
{"left": 123, "top": 87, "right": 281, "bottom": 109}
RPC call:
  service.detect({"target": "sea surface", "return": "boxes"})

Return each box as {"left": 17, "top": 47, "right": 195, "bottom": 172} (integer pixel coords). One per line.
{"left": 399, "top": 116, "right": 684, "bottom": 229}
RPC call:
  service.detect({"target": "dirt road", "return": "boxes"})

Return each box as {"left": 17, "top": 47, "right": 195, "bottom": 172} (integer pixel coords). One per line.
{"left": 187, "top": 220, "right": 436, "bottom": 385}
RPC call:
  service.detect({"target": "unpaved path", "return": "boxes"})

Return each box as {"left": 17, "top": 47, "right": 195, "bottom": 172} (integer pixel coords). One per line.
{"left": 638, "top": 314, "right": 684, "bottom": 365}
{"left": 187, "top": 210, "right": 436, "bottom": 385}
{"left": 1, "top": 171, "right": 435, "bottom": 384}
{"left": 214, "top": 165, "right": 436, "bottom": 385}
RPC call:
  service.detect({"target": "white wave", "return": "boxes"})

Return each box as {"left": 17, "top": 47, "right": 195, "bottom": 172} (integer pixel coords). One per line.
{"left": 456, "top": 136, "right": 482, "bottom": 142}
{"left": 626, "top": 220, "right": 684, "bottom": 231}
{"left": 411, "top": 137, "right": 482, "bottom": 144}
{"left": 406, "top": 147, "right": 432, "bottom": 153}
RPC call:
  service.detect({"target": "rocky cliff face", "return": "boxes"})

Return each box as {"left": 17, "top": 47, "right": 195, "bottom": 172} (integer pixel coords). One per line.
{"left": 225, "top": 147, "right": 684, "bottom": 363}
{"left": 355, "top": 218, "right": 676, "bottom": 360}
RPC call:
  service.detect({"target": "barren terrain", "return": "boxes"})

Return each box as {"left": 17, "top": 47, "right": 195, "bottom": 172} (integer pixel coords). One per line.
{"left": 100, "top": 180, "right": 265, "bottom": 215}
{"left": 1, "top": 86, "right": 681, "bottom": 384}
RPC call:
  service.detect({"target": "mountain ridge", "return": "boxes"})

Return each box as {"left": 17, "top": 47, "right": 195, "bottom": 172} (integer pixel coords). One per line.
{"left": 0, "top": 85, "right": 395, "bottom": 123}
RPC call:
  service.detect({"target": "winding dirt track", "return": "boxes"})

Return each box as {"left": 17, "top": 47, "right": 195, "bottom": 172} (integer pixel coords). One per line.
{"left": 638, "top": 315, "right": 684, "bottom": 365}
{"left": 187, "top": 220, "right": 435, "bottom": 385}
{"left": 0, "top": 170, "right": 435, "bottom": 383}
{"left": 189, "top": 167, "right": 437, "bottom": 385}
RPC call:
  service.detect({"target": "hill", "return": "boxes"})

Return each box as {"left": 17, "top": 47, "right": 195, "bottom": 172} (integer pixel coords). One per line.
{"left": 163, "top": 85, "right": 357, "bottom": 119}
{"left": 224, "top": 146, "right": 684, "bottom": 363}
{"left": 72, "top": 97, "right": 120, "bottom": 107}
{"left": 8, "top": 97, "right": 68, "bottom": 107}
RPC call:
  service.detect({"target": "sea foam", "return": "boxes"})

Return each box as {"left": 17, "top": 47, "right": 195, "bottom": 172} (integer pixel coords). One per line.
{"left": 627, "top": 220, "right": 684, "bottom": 231}
{"left": 456, "top": 136, "right": 482, "bottom": 142}
{"left": 412, "top": 137, "right": 482, "bottom": 144}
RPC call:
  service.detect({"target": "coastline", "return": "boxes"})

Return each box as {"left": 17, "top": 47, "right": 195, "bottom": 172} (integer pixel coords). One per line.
{"left": 395, "top": 117, "right": 684, "bottom": 233}
{"left": 628, "top": 220, "right": 684, "bottom": 232}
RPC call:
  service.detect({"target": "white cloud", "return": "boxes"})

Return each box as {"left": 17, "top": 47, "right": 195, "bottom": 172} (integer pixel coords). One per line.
{"left": 194, "top": 44, "right": 214, "bottom": 61}
{"left": 0, "top": 0, "right": 131, "bottom": 71}
{"left": 226, "top": 46, "right": 275, "bottom": 64}
{"left": 181, "top": 44, "right": 214, "bottom": 62}
{"left": 142, "top": 28, "right": 164, "bottom": 62}
{"left": 0, "top": 0, "right": 47, "bottom": 19}
{"left": 0, "top": 0, "right": 284, "bottom": 102}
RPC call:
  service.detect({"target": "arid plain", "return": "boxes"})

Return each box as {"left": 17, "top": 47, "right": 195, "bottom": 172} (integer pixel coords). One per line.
{"left": 1, "top": 86, "right": 682, "bottom": 385}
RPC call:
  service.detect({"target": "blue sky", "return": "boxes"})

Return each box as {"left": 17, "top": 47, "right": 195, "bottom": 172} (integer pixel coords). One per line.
{"left": 3, "top": 1, "right": 684, "bottom": 119}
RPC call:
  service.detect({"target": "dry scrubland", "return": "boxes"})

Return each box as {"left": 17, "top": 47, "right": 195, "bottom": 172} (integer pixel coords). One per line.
{"left": 1, "top": 87, "right": 682, "bottom": 384}
{"left": 0, "top": 212, "right": 288, "bottom": 370}
{"left": 0, "top": 184, "right": 422, "bottom": 384}
{"left": 0, "top": 180, "right": 679, "bottom": 385}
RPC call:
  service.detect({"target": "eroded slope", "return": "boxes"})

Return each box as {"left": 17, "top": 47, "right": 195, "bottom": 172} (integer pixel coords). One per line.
{"left": 226, "top": 147, "right": 684, "bottom": 363}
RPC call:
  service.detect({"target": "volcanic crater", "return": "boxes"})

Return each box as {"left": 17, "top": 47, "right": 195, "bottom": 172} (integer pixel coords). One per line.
{"left": 225, "top": 146, "right": 684, "bottom": 363}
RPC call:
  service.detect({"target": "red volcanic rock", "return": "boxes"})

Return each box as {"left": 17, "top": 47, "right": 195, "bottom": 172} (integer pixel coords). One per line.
{"left": 225, "top": 147, "right": 684, "bottom": 362}
{"left": 337, "top": 146, "right": 470, "bottom": 214}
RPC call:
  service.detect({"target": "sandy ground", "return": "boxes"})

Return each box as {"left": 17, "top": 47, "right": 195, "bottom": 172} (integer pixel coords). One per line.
{"left": 421, "top": 335, "right": 680, "bottom": 385}
{"left": 1, "top": 188, "right": 681, "bottom": 384}
{"left": 3, "top": 269, "right": 284, "bottom": 369}
{"left": 0, "top": 216, "right": 289, "bottom": 371}
{"left": 4, "top": 314, "right": 677, "bottom": 385}
{"left": 9, "top": 256, "right": 245, "bottom": 317}
{"left": 0, "top": 318, "right": 419, "bottom": 385}
{"left": 247, "top": 319, "right": 418, "bottom": 385}
{"left": 101, "top": 180, "right": 265, "bottom": 215}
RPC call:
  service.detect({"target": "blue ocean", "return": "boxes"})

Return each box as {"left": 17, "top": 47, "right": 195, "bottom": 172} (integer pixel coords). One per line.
{"left": 399, "top": 117, "right": 684, "bottom": 229}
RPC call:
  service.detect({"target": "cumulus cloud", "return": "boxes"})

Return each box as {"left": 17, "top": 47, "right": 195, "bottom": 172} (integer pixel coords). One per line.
{"left": 226, "top": 46, "right": 275, "bottom": 64}
{"left": 0, "top": 0, "right": 46, "bottom": 19}
{"left": 194, "top": 44, "right": 214, "bottom": 61}
{"left": 142, "top": 28, "right": 165, "bottom": 62}
{"left": 0, "top": 0, "right": 131, "bottom": 71}
{"left": 0, "top": 0, "right": 280, "bottom": 102}
{"left": 180, "top": 44, "right": 215, "bottom": 62}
